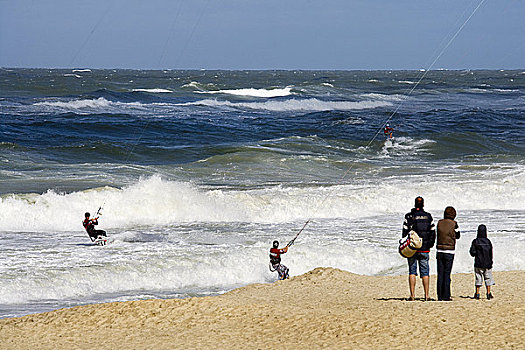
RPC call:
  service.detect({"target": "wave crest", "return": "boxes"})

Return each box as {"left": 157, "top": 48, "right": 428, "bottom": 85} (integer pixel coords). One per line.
{"left": 34, "top": 97, "right": 113, "bottom": 109}
{"left": 184, "top": 98, "right": 391, "bottom": 112}
{"left": 1, "top": 169, "right": 524, "bottom": 232}
{"left": 131, "top": 88, "right": 173, "bottom": 93}
{"left": 199, "top": 87, "right": 293, "bottom": 98}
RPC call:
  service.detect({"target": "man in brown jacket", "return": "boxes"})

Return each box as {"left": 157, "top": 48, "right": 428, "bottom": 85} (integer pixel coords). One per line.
{"left": 436, "top": 206, "right": 460, "bottom": 301}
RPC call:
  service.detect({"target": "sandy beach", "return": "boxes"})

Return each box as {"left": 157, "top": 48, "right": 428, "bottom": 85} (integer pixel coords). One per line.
{"left": 1, "top": 268, "right": 524, "bottom": 349}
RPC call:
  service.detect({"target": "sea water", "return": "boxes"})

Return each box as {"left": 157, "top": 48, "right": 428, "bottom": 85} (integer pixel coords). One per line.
{"left": 0, "top": 69, "right": 524, "bottom": 318}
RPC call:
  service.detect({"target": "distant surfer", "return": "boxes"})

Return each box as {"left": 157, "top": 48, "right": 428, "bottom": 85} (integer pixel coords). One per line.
{"left": 384, "top": 123, "right": 394, "bottom": 139}
{"left": 83, "top": 212, "right": 107, "bottom": 242}
{"left": 269, "top": 240, "right": 289, "bottom": 280}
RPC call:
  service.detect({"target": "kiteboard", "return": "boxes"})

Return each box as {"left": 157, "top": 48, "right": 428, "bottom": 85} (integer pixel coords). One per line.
{"left": 384, "top": 138, "right": 394, "bottom": 148}
{"left": 93, "top": 236, "right": 109, "bottom": 246}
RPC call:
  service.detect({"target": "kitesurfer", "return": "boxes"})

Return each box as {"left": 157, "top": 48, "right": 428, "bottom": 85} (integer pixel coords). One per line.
{"left": 402, "top": 196, "right": 436, "bottom": 301}
{"left": 384, "top": 123, "right": 394, "bottom": 139}
{"left": 269, "top": 240, "right": 289, "bottom": 280}
{"left": 83, "top": 212, "right": 107, "bottom": 242}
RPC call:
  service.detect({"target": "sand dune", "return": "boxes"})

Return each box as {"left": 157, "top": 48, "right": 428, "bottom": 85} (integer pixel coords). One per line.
{"left": 1, "top": 268, "right": 524, "bottom": 349}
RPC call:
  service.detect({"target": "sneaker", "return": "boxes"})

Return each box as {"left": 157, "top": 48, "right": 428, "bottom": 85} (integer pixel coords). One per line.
{"left": 487, "top": 293, "right": 493, "bottom": 300}
{"left": 474, "top": 293, "right": 480, "bottom": 300}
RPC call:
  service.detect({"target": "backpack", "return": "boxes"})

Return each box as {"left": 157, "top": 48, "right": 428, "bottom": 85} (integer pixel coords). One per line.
{"left": 399, "top": 230, "right": 423, "bottom": 258}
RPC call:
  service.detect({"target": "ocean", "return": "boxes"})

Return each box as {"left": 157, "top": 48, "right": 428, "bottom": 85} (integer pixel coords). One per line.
{"left": 0, "top": 68, "right": 524, "bottom": 318}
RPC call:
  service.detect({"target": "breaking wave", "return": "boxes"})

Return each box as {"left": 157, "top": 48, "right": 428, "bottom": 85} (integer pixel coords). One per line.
{"left": 1, "top": 169, "right": 524, "bottom": 232}
{"left": 199, "top": 87, "right": 293, "bottom": 98}
{"left": 184, "top": 98, "right": 392, "bottom": 112}
{"left": 131, "top": 88, "right": 173, "bottom": 93}
{"left": 34, "top": 97, "right": 114, "bottom": 109}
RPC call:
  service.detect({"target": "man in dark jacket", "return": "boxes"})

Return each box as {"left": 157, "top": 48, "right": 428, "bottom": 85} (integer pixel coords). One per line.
{"left": 469, "top": 224, "right": 494, "bottom": 300}
{"left": 436, "top": 206, "right": 460, "bottom": 301}
{"left": 402, "top": 196, "right": 435, "bottom": 301}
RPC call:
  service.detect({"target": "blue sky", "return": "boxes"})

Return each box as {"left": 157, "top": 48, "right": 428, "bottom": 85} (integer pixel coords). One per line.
{"left": 1, "top": 0, "right": 523, "bottom": 70}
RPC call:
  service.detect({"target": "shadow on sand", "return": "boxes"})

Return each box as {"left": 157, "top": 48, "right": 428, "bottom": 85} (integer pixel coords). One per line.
{"left": 376, "top": 297, "right": 436, "bottom": 302}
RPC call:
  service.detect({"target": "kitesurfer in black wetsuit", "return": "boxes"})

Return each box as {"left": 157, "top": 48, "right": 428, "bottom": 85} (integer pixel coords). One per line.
{"left": 269, "top": 240, "right": 289, "bottom": 280}
{"left": 82, "top": 212, "right": 106, "bottom": 241}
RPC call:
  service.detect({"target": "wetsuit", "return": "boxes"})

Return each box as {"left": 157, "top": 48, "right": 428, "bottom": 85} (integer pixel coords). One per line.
{"left": 82, "top": 217, "right": 106, "bottom": 241}
{"left": 384, "top": 126, "right": 394, "bottom": 139}
{"left": 270, "top": 247, "right": 289, "bottom": 280}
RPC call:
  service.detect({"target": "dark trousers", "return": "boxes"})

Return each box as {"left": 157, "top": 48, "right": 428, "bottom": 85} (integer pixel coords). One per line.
{"left": 88, "top": 229, "right": 107, "bottom": 241}
{"left": 436, "top": 252, "right": 455, "bottom": 301}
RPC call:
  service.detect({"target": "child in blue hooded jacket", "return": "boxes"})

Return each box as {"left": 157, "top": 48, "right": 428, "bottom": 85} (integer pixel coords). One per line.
{"left": 469, "top": 224, "right": 494, "bottom": 300}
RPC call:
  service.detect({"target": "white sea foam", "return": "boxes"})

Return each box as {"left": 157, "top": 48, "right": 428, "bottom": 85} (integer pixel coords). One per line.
{"left": 184, "top": 98, "right": 391, "bottom": 112}
{"left": 1, "top": 172, "right": 524, "bottom": 313}
{"left": 465, "top": 87, "right": 520, "bottom": 94}
{"left": 63, "top": 74, "right": 82, "bottom": 78}
{"left": 465, "top": 88, "right": 488, "bottom": 94}
{"left": 360, "top": 93, "right": 405, "bottom": 102}
{"left": 0, "top": 242, "right": 396, "bottom": 305}
{"left": 0, "top": 224, "right": 523, "bottom": 308}
{"left": 32, "top": 97, "right": 158, "bottom": 113}
{"left": 199, "top": 87, "right": 293, "bottom": 98}
{"left": 398, "top": 80, "right": 416, "bottom": 85}
{"left": 1, "top": 167, "right": 524, "bottom": 233}
{"left": 181, "top": 81, "right": 217, "bottom": 90}
{"left": 181, "top": 81, "right": 201, "bottom": 88}
{"left": 72, "top": 69, "right": 92, "bottom": 73}
{"left": 131, "top": 88, "right": 173, "bottom": 93}
{"left": 321, "top": 83, "right": 334, "bottom": 87}
{"left": 378, "top": 136, "right": 435, "bottom": 156}
{"left": 182, "top": 81, "right": 200, "bottom": 88}
{"left": 31, "top": 95, "right": 390, "bottom": 114}
{"left": 492, "top": 88, "right": 520, "bottom": 93}
{"left": 35, "top": 97, "right": 113, "bottom": 109}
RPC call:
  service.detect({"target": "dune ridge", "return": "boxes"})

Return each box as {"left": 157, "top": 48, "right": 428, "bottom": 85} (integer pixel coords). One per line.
{"left": 1, "top": 268, "right": 524, "bottom": 349}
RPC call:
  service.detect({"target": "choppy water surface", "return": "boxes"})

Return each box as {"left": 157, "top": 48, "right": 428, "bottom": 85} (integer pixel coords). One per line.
{"left": 1, "top": 69, "right": 524, "bottom": 317}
